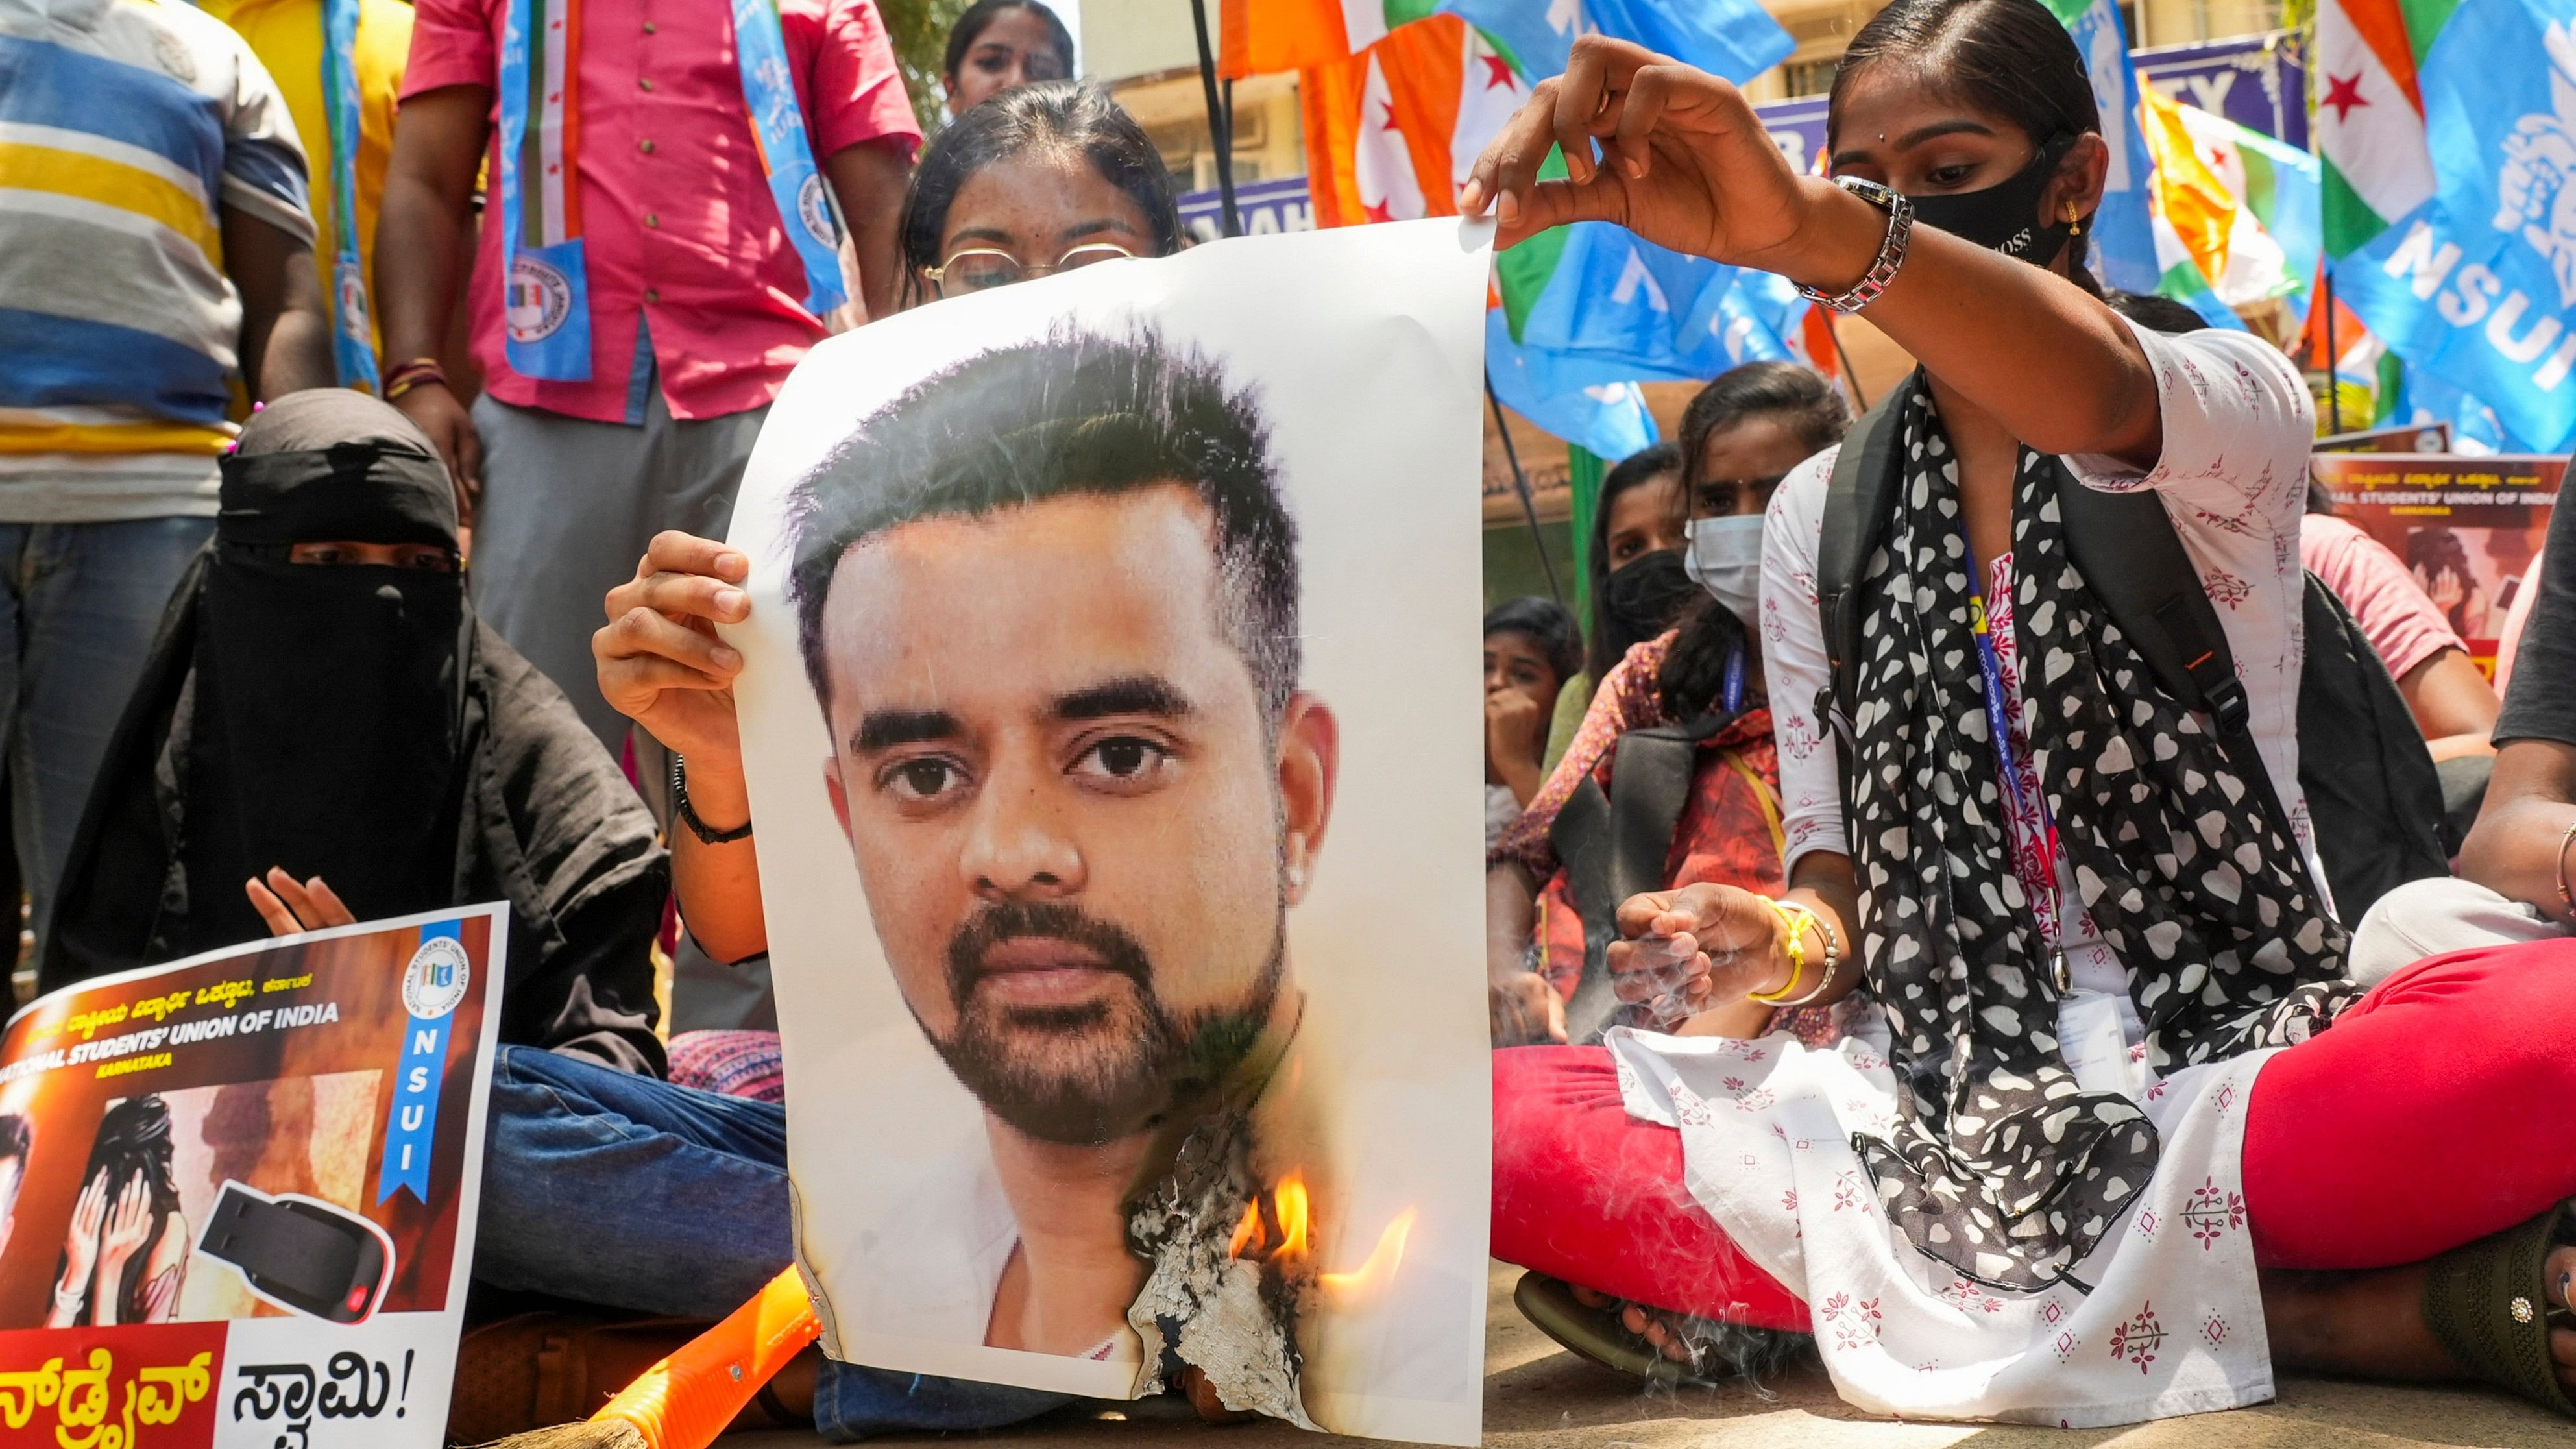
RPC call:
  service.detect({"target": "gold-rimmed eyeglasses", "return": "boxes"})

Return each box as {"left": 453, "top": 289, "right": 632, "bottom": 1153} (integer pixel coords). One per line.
{"left": 923, "top": 242, "right": 1138, "bottom": 297}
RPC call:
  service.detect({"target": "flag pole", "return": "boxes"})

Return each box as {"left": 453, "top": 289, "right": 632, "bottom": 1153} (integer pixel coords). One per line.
{"left": 2321, "top": 267, "right": 2342, "bottom": 435}
{"left": 1485, "top": 372, "right": 1562, "bottom": 602}
{"left": 1818, "top": 310, "right": 1869, "bottom": 412}
{"left": 1187, "top": 0, "right": 1241, "bottom": 237}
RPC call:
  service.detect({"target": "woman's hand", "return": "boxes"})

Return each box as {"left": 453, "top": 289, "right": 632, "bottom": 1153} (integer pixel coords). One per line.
{"left": 1607, "top": 882, "right": 1790, "bottom": 1016}
{"left": 1458, "top": 37, "right": 1873, "bottom": 289}
{"left": 91, "top": 1173, "right": 152, "bottom": 1326}
{"left": 52, "top": 1171, "right": 108, "bottom": 1321}
{"left": 596, "top": 531, "right": 751, "bottom": 779}
{"left": 2420, "top": 564, "right": 2465, "bottom": 616}
{"left": 246, "top": 869, "right": 355, "bottom": 935}
{"left": 1490, "top": 969, "right": 1568, "bottom": 1046}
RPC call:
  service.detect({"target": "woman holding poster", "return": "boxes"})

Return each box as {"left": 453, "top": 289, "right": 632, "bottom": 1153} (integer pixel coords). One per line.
{"left": 1467, "top": 0, "right": 2576, "bottom": 1427}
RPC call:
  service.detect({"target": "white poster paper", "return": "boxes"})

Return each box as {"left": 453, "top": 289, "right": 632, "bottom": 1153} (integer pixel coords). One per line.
{"left": 727, "top": 218, "right": 1494, "bottom": 1444}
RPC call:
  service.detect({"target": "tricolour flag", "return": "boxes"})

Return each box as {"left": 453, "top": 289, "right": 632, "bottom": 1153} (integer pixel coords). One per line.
{"left": 2172, "top": 99, "right": 2322, "bottom": 323}
{"left": 2323, "top": 0, "right": 2576, "bottom": 450}
{"left": 2139, "top": 86, "right": 2243, "bottom": 328}
{"left": 2315, "top": 0, "right": 2438, "bottom": 257}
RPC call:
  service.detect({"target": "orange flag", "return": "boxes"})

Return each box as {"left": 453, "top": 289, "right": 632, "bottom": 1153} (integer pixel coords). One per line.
{"left": 1221, "top": 0, "right": 1379, "bottom": 79}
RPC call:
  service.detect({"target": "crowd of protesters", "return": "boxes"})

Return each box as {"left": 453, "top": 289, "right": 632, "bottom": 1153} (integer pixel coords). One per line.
{"left": 10, "top": 0, "right": 2576, "bottom": 1433}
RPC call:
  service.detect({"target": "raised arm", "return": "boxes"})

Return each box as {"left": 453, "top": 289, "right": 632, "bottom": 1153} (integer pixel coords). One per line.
{"left": 1459, "top": 37, "right": 2159, "bottom": 467}
{"left": 596, "top": 532, "right": 769, "bottom": 963}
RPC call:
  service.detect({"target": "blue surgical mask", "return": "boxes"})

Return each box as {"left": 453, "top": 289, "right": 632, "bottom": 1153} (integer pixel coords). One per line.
{"left": 1682, "top": 513, "right": 1766, "bottom": 624}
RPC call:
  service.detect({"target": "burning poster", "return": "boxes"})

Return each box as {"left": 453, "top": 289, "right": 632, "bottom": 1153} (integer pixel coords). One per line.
{"left": 0, "top": 906, "right": 504, "bottom": 1448}
{"left": 727, "top": 218, "right": 1493, "bottom": 1444}
{"left": 2313, "top": 452, "right": 2564, "bottom": 677}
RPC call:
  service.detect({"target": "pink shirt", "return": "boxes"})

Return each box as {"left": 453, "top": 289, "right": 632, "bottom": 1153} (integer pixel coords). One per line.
{"left": 2300, "top": 512, "right": 2466, "bottom": 683}
{"left": 403, "top": 0, "right": 920, "bottom": 422}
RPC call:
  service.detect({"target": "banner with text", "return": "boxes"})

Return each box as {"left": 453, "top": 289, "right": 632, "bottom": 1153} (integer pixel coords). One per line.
{"left": 0, "top": 905, "right": 505, "bottom": 1448}
{"left": 2313, "top": 451, "right": 2564, "bottom": 676}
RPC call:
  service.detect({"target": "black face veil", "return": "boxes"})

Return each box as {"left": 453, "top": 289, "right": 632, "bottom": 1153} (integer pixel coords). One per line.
{"left": 176, "top": 391, "right": 470, "bottom": 948}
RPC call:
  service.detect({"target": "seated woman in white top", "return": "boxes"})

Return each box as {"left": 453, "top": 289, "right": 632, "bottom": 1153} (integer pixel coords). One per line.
{"left": 1471, "top": 0, "right": 2576, "bottom": 1426}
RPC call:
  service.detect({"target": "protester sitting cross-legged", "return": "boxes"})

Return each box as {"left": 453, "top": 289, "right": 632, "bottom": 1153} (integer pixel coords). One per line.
{"left": 1487, "top": 362, "right": 1849, "bottom": 1050}
{"left": 1485, "top": 597, "right": 1581, "bottom": 851}
{"left": 42, "top": 390, "right": 666, "bottom": 1075}
{"left": 1466, "top": 5, "right": 2576, "bottom": 1422}
{"left": 433, "top": 84, "right": 1197, "bottom": 1443}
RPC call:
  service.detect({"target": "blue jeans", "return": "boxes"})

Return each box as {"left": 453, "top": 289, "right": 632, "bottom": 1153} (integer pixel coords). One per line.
{"left": 0, "top": 518, "right": 214, "bottom": 953}
{"left": 478, "top": 1047, "right": 1075, "bottom": 1440}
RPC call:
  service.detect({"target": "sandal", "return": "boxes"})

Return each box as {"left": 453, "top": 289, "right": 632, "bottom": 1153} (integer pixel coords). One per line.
{"left": 2421, "top": 1197, "right": 2576, "bottom": 1418}
{"left": 1513, "top": 1272, "right": 1729, "bottom": 1390}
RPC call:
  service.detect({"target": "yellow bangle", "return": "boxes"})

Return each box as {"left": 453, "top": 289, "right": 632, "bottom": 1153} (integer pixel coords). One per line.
{"left": 1748, "top": 897, "right": 1812, "bottom": 1005}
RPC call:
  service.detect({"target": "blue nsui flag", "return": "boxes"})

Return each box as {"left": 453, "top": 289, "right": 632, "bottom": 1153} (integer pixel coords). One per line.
{"left": 379, "top": 918, "right": 472, "bottom": 1204}
{"left": 2334, "top": 0, "right": 2576, "bottom": 452}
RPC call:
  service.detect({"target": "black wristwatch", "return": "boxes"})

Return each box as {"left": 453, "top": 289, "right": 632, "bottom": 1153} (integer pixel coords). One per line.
{"left": 671, "top": 753, "right": 754, "bottom": 844}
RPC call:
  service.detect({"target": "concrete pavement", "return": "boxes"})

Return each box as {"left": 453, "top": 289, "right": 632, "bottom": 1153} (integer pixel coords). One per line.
{"left": 716, "top": 1263, "right": 2571, "bottom": 1448}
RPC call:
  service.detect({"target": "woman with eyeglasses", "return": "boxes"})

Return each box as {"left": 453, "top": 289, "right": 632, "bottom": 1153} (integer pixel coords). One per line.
{"left": 898, "top": 80, "right": 1181, "bottom": 308}
{"left": 1488, "top": 363, "right": 1851, "bottom": 1049}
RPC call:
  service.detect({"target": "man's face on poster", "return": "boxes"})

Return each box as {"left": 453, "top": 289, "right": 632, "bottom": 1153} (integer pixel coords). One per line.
{"left": 819, "top": 484, "right": 1331, "bottom": 1145}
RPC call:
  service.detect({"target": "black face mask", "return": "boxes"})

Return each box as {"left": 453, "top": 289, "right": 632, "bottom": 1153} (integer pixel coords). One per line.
{"left": 1906, "top": 132, "right": 2080, "bottom": 265}
{"left": 1599, "top": 548, "right": 1699, "bottom": 668}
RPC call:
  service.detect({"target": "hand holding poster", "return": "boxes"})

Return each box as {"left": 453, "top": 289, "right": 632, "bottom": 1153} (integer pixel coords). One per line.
{"left": 725, "top": 218, "right": 1494, "bottom": 1444}
{"left": 0, "top": 907, "right": 505, "bottom": 1448}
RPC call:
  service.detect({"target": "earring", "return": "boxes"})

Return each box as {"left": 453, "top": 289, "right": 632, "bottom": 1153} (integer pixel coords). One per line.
{"left": 2065, "top": 202, "right": 2084, "bottom": 237}
{"left": 1285, "top": 862, "right": 1309, "bottom": 892}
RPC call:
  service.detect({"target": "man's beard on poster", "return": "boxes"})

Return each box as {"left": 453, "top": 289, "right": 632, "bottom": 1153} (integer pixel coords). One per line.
{"left": 931, "top": 889, "right": 1286, "bottom": 1147}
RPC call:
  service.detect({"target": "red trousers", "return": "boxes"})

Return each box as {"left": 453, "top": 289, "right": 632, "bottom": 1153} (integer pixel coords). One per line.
{"left": 1492, "top": 938, "right": 2576, "bottom": 1332}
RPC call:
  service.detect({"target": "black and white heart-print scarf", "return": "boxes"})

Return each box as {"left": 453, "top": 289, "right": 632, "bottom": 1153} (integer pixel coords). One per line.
{"left": 1843, "top": 391, "right": 2359, "bottom": 1293}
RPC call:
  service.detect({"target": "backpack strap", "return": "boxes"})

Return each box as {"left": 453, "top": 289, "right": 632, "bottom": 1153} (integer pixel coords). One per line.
{"left": 2053, "top": 467, "right": 2335, "bottom": 910}
{"left": 2052, "top": 472, "right": 2249, "bottom": 733}
{"left": 1816, "top": 378, "right": 1916, "bottom": 733}
{"left": 1550, "top": 707, "right": 1747, "bottom": 1043}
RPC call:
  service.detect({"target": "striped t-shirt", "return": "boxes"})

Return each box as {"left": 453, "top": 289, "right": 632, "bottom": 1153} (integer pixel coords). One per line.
{"left": 0, "top": 0, "right": 317, "bottom": 521}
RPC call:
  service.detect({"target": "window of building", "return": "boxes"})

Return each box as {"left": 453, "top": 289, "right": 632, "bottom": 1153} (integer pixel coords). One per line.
{"left": 1781, "top": 55, "right": 1839, "bottom": 98}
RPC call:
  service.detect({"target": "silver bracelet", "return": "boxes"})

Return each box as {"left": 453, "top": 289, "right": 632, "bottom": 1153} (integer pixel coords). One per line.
{"left": 1796, "top": 177, "right": 1913, "bottom": 314}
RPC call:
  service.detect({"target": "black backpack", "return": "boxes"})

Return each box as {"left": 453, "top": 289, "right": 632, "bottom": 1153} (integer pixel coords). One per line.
{"left": 1812, "top": 377, "right": 2448, "bottom": 927}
